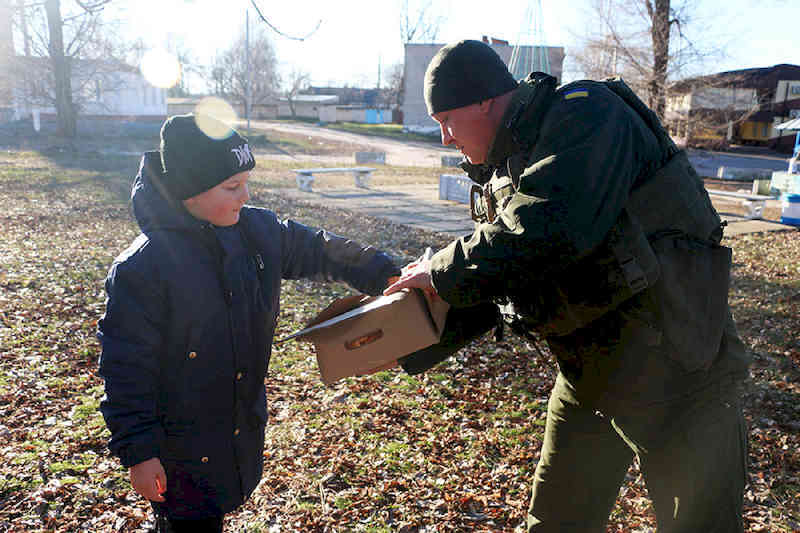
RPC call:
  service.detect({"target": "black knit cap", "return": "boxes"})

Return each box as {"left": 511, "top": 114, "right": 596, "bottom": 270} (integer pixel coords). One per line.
{"left": 424, "top": 40, "right": 518, "bottom": 115}
{"left": 158, "top": 114, "right": 256, "bottom": 201}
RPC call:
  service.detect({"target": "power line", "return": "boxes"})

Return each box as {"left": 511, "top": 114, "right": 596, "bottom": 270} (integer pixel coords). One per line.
{"left": 248, "top": 0, "right": 321, "bottom": 41}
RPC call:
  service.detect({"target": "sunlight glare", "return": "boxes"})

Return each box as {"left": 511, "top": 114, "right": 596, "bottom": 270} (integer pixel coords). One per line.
{"left": 140, "top": 49, "right": 182, "bottom": 89}
{"left": 194, "top": 97, "right": 238, "bottom": 139}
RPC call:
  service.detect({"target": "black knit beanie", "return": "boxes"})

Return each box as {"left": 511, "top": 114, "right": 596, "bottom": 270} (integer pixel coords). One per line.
{"left": 158, "top": 114, "right": 256, "bottom": 201}
{"left": 424, "top": 40, "right": 518, "bottom": 115}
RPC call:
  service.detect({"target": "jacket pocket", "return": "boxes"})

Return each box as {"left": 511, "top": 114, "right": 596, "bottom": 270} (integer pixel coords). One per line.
{"left": 650, "top": 240, "right": 731, "bottom": 372}
{"left": 513, "top": 209, "right": 660, "bottom": 337}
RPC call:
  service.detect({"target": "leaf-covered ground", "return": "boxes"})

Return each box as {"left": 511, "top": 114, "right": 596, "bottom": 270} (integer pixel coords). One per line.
{"left": 0, "top": 145, "right": 798, "bottom": 532}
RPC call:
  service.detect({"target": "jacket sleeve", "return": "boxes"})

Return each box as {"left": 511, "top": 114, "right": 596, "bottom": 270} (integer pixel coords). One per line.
{"left": 430, "top": 88, "right": 662, "bottom": 307}
{"left": 97, "top": 255, "right": 167, "bottom": 468}
{"left": 279, "top": 218, "right": 400, "bottom": 296}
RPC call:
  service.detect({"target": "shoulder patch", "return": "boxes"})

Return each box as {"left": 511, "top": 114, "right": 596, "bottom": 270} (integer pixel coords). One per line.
{"left": 564, "top": 89, "right": 588, "bottom": 100}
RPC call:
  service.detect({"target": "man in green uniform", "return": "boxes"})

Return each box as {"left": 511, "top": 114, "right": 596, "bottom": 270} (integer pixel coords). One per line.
{"left": 384, "top": 40, "right": 750, "bottom": 532}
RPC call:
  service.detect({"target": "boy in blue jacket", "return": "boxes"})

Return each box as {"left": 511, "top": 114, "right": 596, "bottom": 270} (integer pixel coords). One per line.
{"left": 97, "top": 114, "right": 399, "bottom": 532}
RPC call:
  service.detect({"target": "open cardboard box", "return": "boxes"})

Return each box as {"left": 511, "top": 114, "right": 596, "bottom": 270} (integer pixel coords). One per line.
{"left": 280, "top": 289, "right": 449, "bottom": 385}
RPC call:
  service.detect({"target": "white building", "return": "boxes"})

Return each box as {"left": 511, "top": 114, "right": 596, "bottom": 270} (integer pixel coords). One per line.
{"left": 11, "top": 58, "right": 167, "bottom": 121}
{"left": 278, "top": 94, "right": 338, "bottom": 119}
{"left": 401, "top": 40, "right": 565, "bottom": 129}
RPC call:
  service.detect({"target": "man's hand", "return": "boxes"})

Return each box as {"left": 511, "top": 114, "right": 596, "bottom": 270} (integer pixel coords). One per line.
{"left": 384, "top": 248, "right": 437, "bottom": 297}
{"left": 129, "top": 457, "right": 167, "bottom": 502}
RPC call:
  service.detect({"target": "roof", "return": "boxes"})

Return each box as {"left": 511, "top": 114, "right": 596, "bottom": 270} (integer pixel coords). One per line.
{"left": 280, "top": 94, "right": 338, "bottom": 104}
{"left": 776, "top": 117, "right": 800, "bottom": 130}
{"left": 670, "top": 64, "right": 800, "bottom": 93}
{"left": 167, "top": 97, "right": 203, "bottom": 105}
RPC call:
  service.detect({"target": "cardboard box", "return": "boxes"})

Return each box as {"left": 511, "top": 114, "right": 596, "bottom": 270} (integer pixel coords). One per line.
{"left": 280, "top": 289, "right": 449, "bottom": 385}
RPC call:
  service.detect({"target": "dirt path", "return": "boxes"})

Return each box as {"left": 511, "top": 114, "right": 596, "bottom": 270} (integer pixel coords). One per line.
{"left": 239, "top": 119, "right": 455, "bottom": 167}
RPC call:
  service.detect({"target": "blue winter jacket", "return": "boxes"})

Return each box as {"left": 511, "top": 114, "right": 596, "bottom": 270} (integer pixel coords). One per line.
{"left": 98, "top": 152, "right": 398, "bottom": 518}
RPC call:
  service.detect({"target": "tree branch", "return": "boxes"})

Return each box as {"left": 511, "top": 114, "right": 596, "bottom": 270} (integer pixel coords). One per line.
{"left": 73, "top": 0, "right": 112, "bottom": 13}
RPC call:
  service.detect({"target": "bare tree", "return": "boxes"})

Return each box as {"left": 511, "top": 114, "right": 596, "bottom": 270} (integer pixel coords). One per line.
{"left": 571, "top": 0, "right": 725, "bottom": 119}
{"left": 0, "top": 0, "right": 13, "bottom": 109}
{"left": 7, "top": 0, "right": 129, "bottom": 137}
{"left": 395, "top": 0, "right": 444, "bottom": 121}
{"left": 210, "top": 27, "right": 279, "bottom": 111}
{"left": 399, "top": 0, "right": 442, "bottom": 43}
{"left": 284, "top": 68, "right": 310, "bottom": 118}
{"left": 163, "top": 35, "right": 202, "bottom": 98}
{"left": 45, "top": 0, "right": 78, "bottom": 137}
{"left": 384, "top": 62, "right": 404, "bottom": 108}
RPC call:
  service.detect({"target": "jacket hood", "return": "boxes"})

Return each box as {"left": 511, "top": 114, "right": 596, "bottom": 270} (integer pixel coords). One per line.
{"left": 131, "top": 151, "right": 204, "bottom": 234}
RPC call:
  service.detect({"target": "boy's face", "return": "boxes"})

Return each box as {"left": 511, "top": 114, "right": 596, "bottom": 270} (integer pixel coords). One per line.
{"left": 183, "top": 171, "right": 250, "bottom": 227}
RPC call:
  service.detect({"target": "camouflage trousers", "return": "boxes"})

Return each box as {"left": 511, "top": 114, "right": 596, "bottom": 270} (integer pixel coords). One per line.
{"left": 526, "top": 373, "right": 747, "bottom": 532}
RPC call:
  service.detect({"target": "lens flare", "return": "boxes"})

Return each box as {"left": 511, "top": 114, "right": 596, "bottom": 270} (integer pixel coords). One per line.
{"left": 194, "top": 97, "right": 238, "bottom": 139}
{"left": 140, "top": 49, "right": 182, "bottom": 89}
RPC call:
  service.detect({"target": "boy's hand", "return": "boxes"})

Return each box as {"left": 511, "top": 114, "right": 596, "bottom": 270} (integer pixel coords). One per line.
{"left": 129, "top": 457, "right": 167, "bottom": 502}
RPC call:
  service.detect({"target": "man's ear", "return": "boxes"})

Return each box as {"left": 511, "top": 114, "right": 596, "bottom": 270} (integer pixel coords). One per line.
{"left": 478, "top": 99, "right": 493, "bottom": 115}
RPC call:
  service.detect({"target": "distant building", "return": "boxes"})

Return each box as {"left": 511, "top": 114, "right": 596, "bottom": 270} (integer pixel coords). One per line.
{"left": 318, "top": 105, "right": 392, "bottom": 124}
{"left": 278, "top": 94, "right": 338, "bottom": 119}
{"left": 9, "top": 57, "right": 167, "bottom": 122}
{"left": 167, "top": 97, "right": 278, "bottom": 121}
{"left": 401, "top": 39, "right": 565, "bottom": 129}
{"left": 298, "top": 87, "right": 395, "bottom": 123}
{"left": 304, "top": 86, "right": 393, "bottom": 107}
{"left": 666, "top": 64, "right": 800, "bottom": 152}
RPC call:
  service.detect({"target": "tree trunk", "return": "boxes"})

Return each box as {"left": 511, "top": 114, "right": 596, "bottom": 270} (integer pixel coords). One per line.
{"left": 649, "top": 0, "right": 670, "bottom": 120}
{"left": 0, "top": 0, "right": 13, "bottom": 105}
{"left": 45, "top": 0, "right": 77, "bottom": 138}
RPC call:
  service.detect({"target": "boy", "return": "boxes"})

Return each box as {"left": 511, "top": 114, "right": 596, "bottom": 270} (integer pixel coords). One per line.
{"left": 98, "top": 114, "right": 399, "bottom": 532}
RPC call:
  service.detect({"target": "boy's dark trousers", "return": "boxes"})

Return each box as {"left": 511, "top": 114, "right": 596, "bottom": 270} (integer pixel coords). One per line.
{"left": 152, "top": 503, "right": 224, "bottom": 533}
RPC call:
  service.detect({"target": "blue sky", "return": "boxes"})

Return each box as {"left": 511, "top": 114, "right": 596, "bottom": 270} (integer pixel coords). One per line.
{"left": 115, "top": 0, "right": 799, "bottom": 91}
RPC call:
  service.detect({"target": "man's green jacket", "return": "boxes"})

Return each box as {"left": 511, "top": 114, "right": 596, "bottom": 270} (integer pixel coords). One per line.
{"left": 404, "top": 74, "right": 750, "bottom": 414}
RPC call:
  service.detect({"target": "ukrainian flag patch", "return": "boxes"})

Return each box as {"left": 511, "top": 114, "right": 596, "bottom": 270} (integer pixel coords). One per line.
{"left": 564, "top": 89, "right": 589, "bottom": 100}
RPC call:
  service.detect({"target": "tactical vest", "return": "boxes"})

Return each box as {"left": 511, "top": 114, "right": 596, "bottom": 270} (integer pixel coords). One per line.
{"left": 490, "top": 78, "right": 730, "bottom": 372}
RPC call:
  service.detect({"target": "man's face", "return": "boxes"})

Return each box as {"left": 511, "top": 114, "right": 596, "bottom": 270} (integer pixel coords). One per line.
{"left": 183, "top": 171, "right": 250, "bottom": 226}
{"left": 432, "top": 101, "right": 494, "bottom": 164}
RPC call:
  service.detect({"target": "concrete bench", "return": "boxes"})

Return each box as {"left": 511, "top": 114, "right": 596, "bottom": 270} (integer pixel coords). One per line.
{"left": 706, "top": 189, "right": 774, "bottom": 219}
{"left": 439, "top": 173, "right": 476, "bottom": 204}
{"left": 292, "top": 167, "right": 375, "bottom": 192}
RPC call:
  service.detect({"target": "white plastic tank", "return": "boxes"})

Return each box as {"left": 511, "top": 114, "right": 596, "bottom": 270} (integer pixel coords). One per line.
{"left": 781, "top": 193, "right": 800, "bottom": 226}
